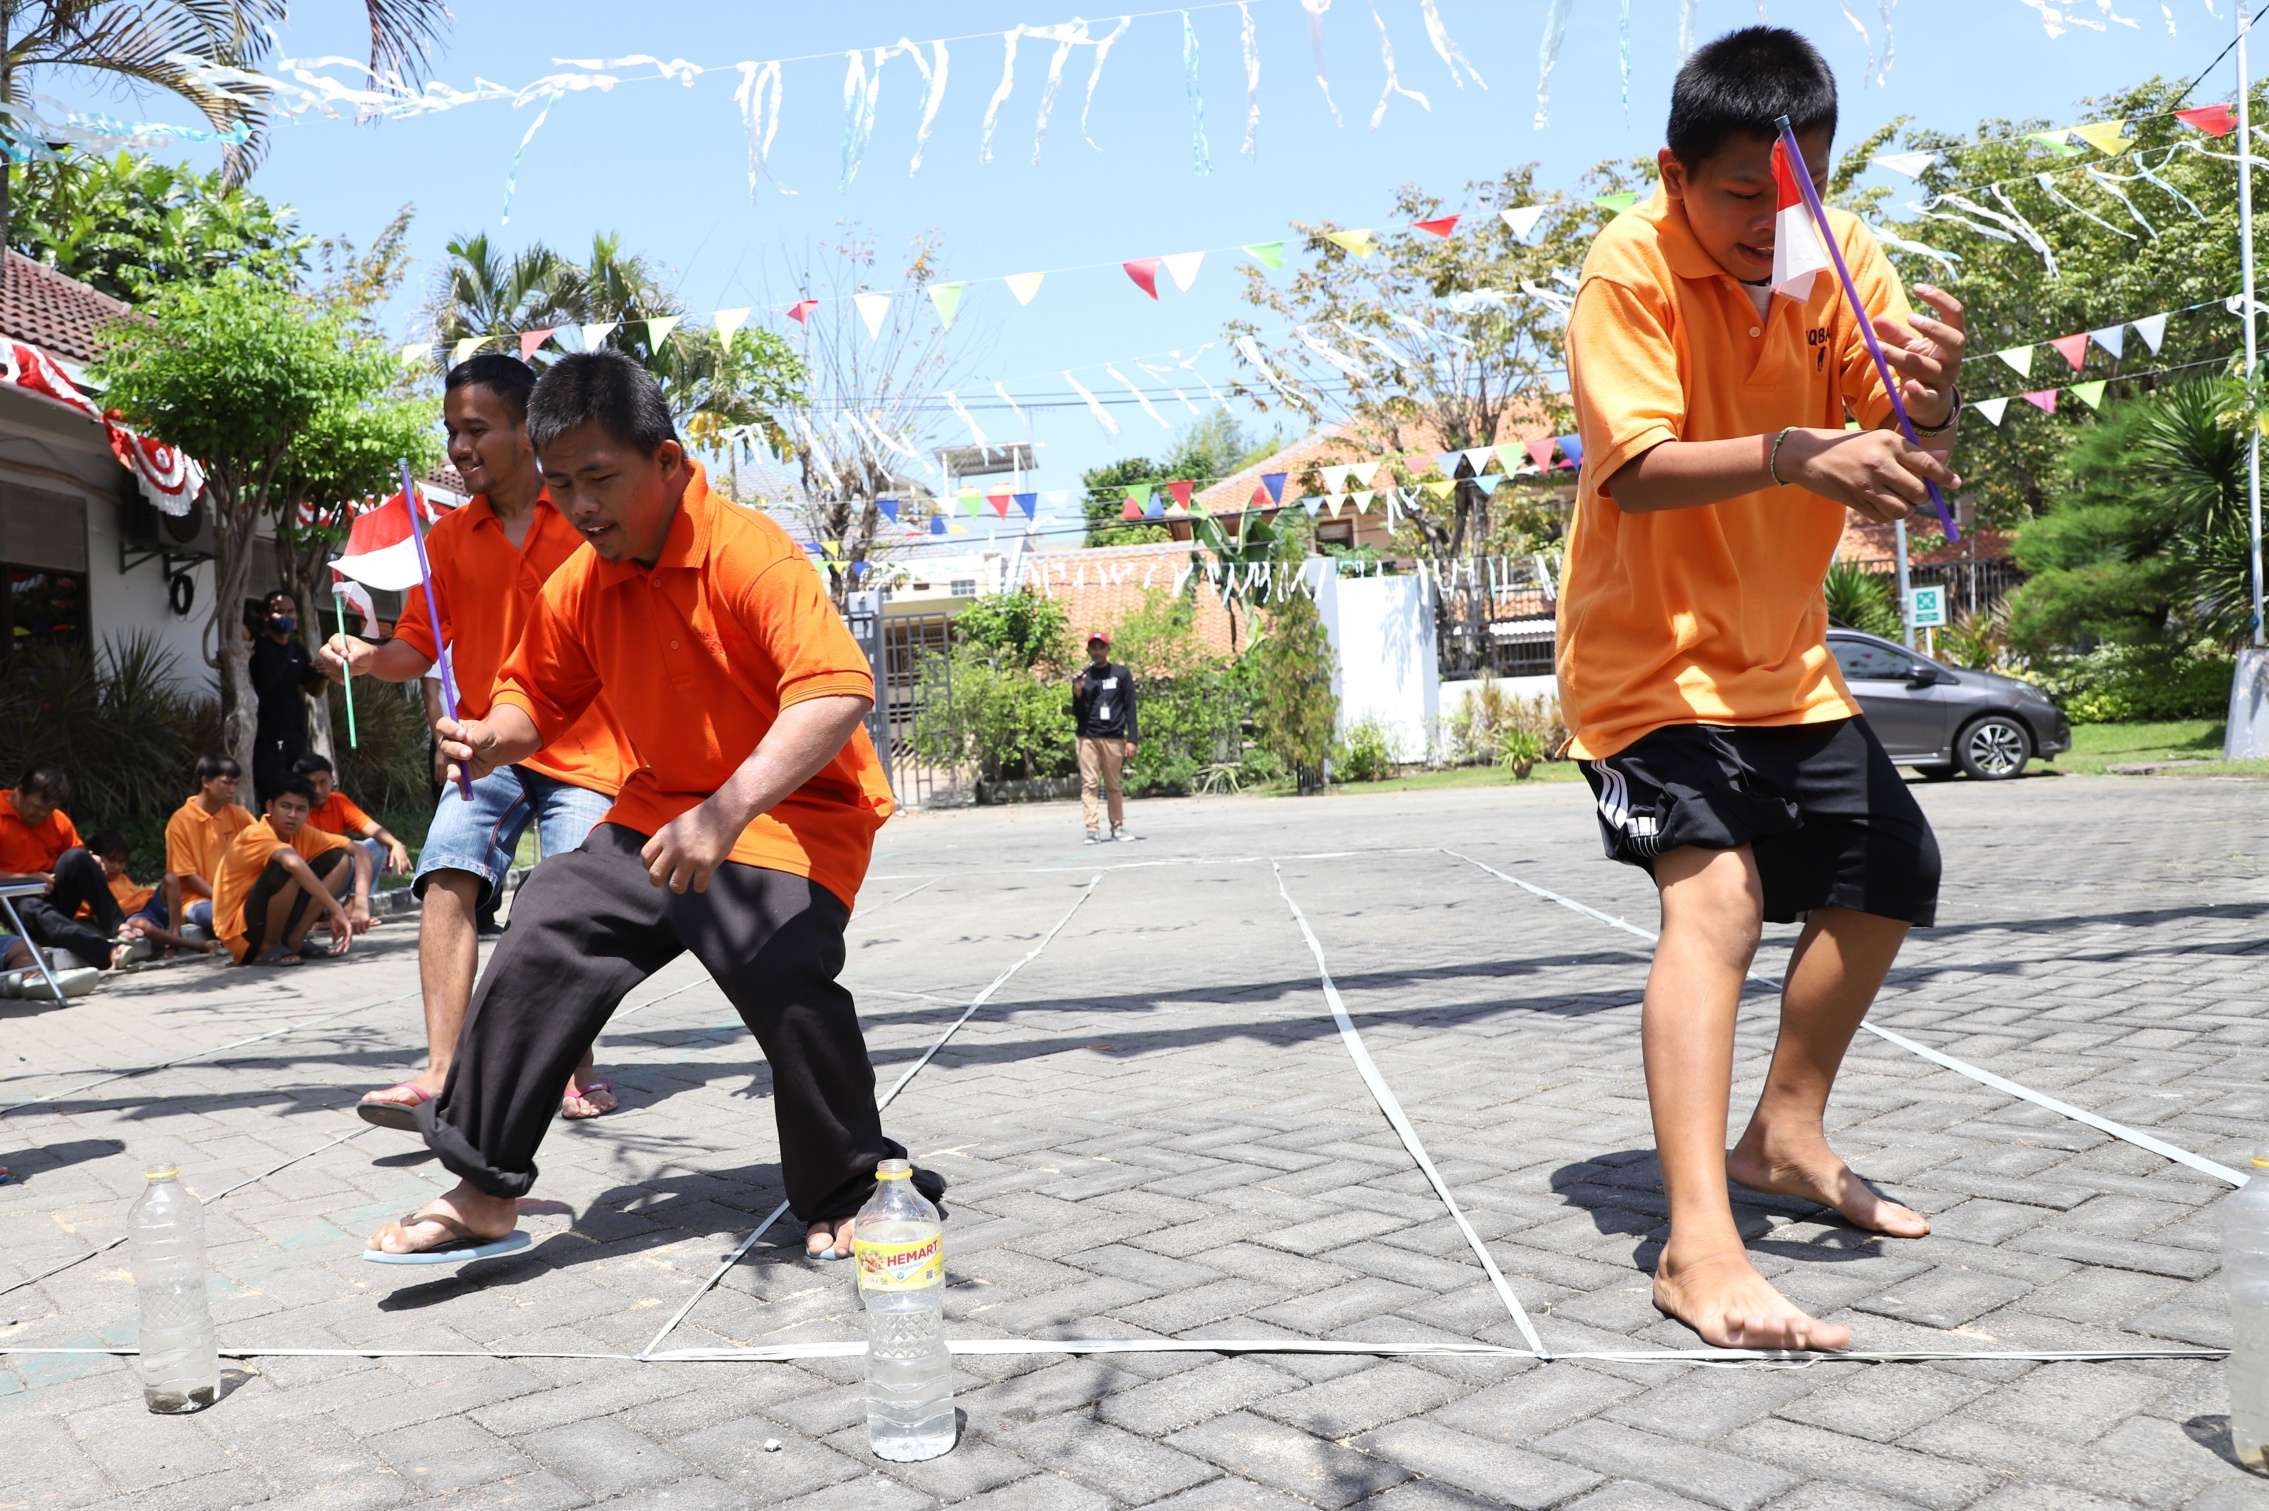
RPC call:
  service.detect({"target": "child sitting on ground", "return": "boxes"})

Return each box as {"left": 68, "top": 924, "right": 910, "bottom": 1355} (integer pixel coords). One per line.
{"left": 89, "top": 831, "right": 221, "bottom": 958}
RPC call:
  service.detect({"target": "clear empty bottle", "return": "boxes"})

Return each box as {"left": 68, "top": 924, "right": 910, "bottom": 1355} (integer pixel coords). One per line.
{"left": 127, "top": 1167, "right": 217, "bottom": 1413}
{"left": 853, "top": 1159, "right": 954, "bottom": 1461}
{"left": 2229, "top": 1146, "right": 2269, "bottom": 1469}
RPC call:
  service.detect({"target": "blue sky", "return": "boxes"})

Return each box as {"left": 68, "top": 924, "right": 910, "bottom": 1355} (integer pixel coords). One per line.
{"left": 46, "top": 1, "right": 2245, "bottom": 546}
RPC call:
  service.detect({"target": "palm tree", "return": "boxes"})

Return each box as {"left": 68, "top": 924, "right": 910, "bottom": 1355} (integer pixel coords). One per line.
{"left": 0, "top": 1, "right": 450, "bottom": 255}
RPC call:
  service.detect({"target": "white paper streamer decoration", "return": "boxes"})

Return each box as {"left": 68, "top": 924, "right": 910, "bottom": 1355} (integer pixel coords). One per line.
{"left": 1367, "top": 1, "right": 1431, "bottom": 128}
{"left": 1301, "top": 0, "right": 1343, "bottom": 127}
{"left": 733, "top": 60, "right": 788, "bottom": 198}
{"left": 942, "top": 390, "right": 991, "bottom": 452}
{"left": 1106, "top": 364, "right": 1171, "bottom": 429}
{"left": 1417, "top": 0, "right": 1485, "bottom": 89}
{"left": 1534, "top": 0, "right": 1573, "bottom": 131}
{"left": 1063, "top": 369, "right": 1119, "bottom": 435}
{"left": 1182, "top": 9, "right": 1211, "bottom": 174}
{"left": 1239, "top": 1, "right": 1262, "bottom": 156}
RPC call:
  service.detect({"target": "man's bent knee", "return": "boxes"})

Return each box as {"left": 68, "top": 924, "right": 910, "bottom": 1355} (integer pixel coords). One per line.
{"left": 1656, "top": 846, "right": 1766, "bottom": 959}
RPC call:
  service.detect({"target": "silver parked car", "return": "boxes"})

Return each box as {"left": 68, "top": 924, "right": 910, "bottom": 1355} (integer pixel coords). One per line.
{"left": 1827, "top": 629, "right": 2073, "bottom": 781}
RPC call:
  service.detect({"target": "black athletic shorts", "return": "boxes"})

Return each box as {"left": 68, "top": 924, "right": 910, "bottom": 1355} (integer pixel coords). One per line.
{"left": 1577, "top": 718, "right": 1941, "bottom": 926}
{"left": 237, "top": 848, "right": 348, "bottom": 963}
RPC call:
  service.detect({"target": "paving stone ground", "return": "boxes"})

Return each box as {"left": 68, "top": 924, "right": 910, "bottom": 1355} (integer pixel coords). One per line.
{"left": 2, "top": 772, "right": 2266, "bottom": 1508}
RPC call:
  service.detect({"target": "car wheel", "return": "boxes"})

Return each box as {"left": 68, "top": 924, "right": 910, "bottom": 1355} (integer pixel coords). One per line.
{"left": 1955, "top": 714, "right": 2032, "bottom": 780}
{"left": 1917, "top": 765, "right": 1957, "bottom": 782}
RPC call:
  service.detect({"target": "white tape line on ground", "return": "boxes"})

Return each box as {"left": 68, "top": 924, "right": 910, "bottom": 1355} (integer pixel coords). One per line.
{"left": 1444, "top": 848, "right": 2249, "bottom": 1189}
{"left": 1271, "top": 863, "right": 1551, "bottom": 1360}
{"left": 633, "top": 873, "right": 1104, "bottom": 1361}
{"left": 0, "top": 1123, "right": 377, "bottom": 1301}
{"left": 0, "top": 985, "right": 425, "bottom": 1118}
{"left": 5, "top": 1338, "right": 2224, "bottom": 1365}
{"left": 863, "top": 846, "right": 1446, "bottom": 883}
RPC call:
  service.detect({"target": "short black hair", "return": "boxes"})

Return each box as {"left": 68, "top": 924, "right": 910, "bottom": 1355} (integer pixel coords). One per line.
{"left": 89, "top": 829, "right": 128, "bottom": 859}
{"left": 17, "top": 767, "right": 68, "bottom": 807}
{"left": 527, "top": 351, "right": 678, "bottom": 457}
{"left": 1667, "top": 26, "right": 1837, "bottom": 167}
{"left": 446, "top": 352, "right": 538, "bottom": 426}
{"left": 267, "top": 777, "right": 317, "bottom": 808}
{"left": 195, "top": 754, "right": 241, "bottom": 783}
{"left": 292, "top": 754, "right": 335, "bottom": 778}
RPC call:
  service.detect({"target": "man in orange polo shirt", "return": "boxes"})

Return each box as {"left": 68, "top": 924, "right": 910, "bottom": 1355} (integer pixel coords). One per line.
{"left": 321, "top": 354, "right": 633, "bottom": 1132}
{"left": 294, "top": 753, "right": 410, "bottom": 880}
{"left": 368, "top": 352, "right": 935, "bottom": 1266}
{"left": 0, "top": 767, "right": 122, "bottom": 969}
{"left": 1557, "top": 28, "right": 1964, "bottom": 1352}
{"left": 163, "top": 754, "right": 254, "bottom": 941}
{"left": 212, "top": 778, "right": 373, "bottom": 964}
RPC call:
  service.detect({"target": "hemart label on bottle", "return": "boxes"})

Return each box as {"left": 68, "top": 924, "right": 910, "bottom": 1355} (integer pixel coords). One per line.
{"left": 854, "top": 1232, "right": 943, "bottom": 1291}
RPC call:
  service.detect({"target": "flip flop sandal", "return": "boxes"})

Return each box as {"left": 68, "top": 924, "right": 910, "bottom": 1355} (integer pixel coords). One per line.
{"left": 356, "top": 1083, "right": 434, "bottom": 1132}
{"left": 362, "top": 1209, "right": 532, "bottom": 1266}
{"left": 560, "top": 1079, "right": 616, "bottom": 1120}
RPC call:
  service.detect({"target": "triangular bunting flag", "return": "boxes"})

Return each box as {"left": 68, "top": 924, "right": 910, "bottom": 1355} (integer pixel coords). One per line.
{"left": 2022, "top": 389, "right": 2059, "bottom": 414}
{"left": 1461, "top": 447, "right": 1497, "bottom": 475}
{"left": 715, "top": 308, "right": 752, "bottom": 348}
{"left": 1525, "top": 437, "right": 1557, "bottom": 471}
{"left": 450, "top": 335, "right": 485, "bottom": 365}
{"left": 2025, "top": 130, "right": 2080, "bottom": 156}
{"left": 959, "top": 491, "right": 983, "bottom": 516}
{"left": 987, "top": 492, "right": 1012, "bottom": 518}
{"left": 579, "top": 321, "right": 618, "bottom": 351}
{"left": 1870, "top": 150, "right": 1939, "bottom": 178}
{"left": 2131, "top": 312, "right": 2168, "bottom": 353}
{"left": 1125, "top": 483, "right": 1154, "bottom": 512}
{"left": 1422, "top": 478, "right": 1456, "bottom": 500}
{"left": 1324, "top": 494, "right": 1343, "bottom": 519}
{"left": 1299, "top": 495, "right": 1322, "bottom": 518}
{"left": 2071, "top": 119, "right": 2132, "bottom": 156}
{"left": 1350, "top": 489, "right": 1375, "bottom": 514}
{"left": 1557, "top": 434, "right": 1584, "bottom": 468}
{"left": 1121, "top": 498, "right": 1144, "bottom": 521}
{"left": 931, "top": 514, "right": 950, "bottom": 536}
{"left": 643, "top": 315, "right": 682, "bottom": 350}
{"left": 1413, "top": 214, "right": 1459, "bottom": 238}
{"left": 1259, "top": 471, "right": 1287, "bottom": 504}
{"left": 2069, "top": 380, "right": 2107, "bottom": 411}
{"left": 1994, "top": 345, "right": 2035, "bottom": 379}
{"left": 1013, "top": 492, "right": 1038, "bottom": 519}
{"left": 2089, "top": 324, "right": 2126, "bottom": 360}
{"left": 849, "top": 561, "right": 868, "bottom": 579}
{"left": 929, "top": 281, "right": 967, "bottom": 330}
{"left": 1166, "top": 479, "right": 1195, "bottom": 508}
{"left": 1477, "top": 473, "right": 1511, "bottom": 495}
{"left": 1123, "top": 258, "right": 1162, "bottom": 299}
{"left": 784, "top": 299, "right": 816, "bottom": 324}
{"left": 2176, "top": 104, "right": 2240, "bottom": 137}
{"left": 2049, "top": 333, "right": 2089, "bottom": 372}
{"left": 1004, "top": 271, "right": 1046, "bottom": 305}
{"left": 877, "top": 497, "right": 900, "bottom": 524}
{"left": 853, "top": 291, "right": 891, "bottom": 340}
{"left": 1435, "top": 450, "right": 1462, "bottom": 477}
{"left": 1495, "top": 442, "right": 1527, "bottom": 471}
{"left": 399, "top": 341, "right": 429, "bottom": 370}
{"left": 1161, "top": 251, "right": 1206, "bottom": 293}
{"left": 1323, "top": 229, "right": 1376, "bottom": 257}
{"left": 1498, "top": 205, "right": 1547, "bottom": 241}
{"left": 1972, "top": 397, "right": 2010, "bottom": 427}
{"left": 1242, "top": 241, "right": 1286, "bottom": 269}
{"left": 519, "top": 328, "right": 555, "bottom": 360}
{"left": 1592, "top": 192, "right": 1640, "bottom": 213}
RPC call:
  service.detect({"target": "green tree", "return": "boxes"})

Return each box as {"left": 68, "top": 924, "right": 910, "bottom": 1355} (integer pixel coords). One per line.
{"left": 911, "top": 591, "right": 1076, "bottom": 786}
{"left": 1104, "top": 590, "right": 1244, "bottom": 796}
{"left": 1081, "top": 454, "right": 1172, "bottom": 546}
{"left": 93, "top": 270, "right": 432, "bottom": 774}
{"left": 1248, "top": 584, "right": 1338, "bottom": 792}
{"left": 8, "top": 148, "right": 310, "bottom": 299}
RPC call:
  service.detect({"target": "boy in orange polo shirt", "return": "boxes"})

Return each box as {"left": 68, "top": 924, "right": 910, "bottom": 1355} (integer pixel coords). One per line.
{"left": 294, "top": 753, "right": 411, "bottom": 880}
{"left": 212, "top": 778, "right": 373, "bottom": 964}
{"left": 367, "top": 352, "right": 935, "bottom": 1266}
{"left": 0, "top": 767, "right": 122, "bottom": 969}
{"left": 1558, "top": 28, "right": 1966, "bottom": 1353}
{"left": 91, "top": 831, "right": 218, "bottom": 957}
{"left": 321, "top": 354, "right": 633, "bottom": 1131}
{"left": 164, "top": 754, "right": 254, "bottom": 940}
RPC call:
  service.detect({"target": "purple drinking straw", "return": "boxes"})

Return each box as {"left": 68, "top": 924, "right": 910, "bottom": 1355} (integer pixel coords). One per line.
{"left": 1774, "top": 116, "right": 1960, "bottom": 544}
{"left": 399, "top": 458, "right": 475, "bottom": 799}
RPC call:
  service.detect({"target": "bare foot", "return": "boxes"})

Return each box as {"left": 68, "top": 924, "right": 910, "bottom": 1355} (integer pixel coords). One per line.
{"left": 367, "top": 1182, "right": 517, "bottom": 1256}
{"left": 806, "top": 1216, "right": 856, "bottom": 1260}
{"left": 1728, "top": 1128, "right": 1930, "bottom": 1238}
{"left": 1653, "top": 1246, "right": 1851, "bottom": 1351}
{"left": 560, "top": 1076, "right": 617, "bottom": 1121}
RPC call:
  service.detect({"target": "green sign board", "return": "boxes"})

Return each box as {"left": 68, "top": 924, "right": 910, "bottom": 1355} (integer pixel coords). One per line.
{"left": 1909, "top": 585, "right": 1947, "bottom": 629}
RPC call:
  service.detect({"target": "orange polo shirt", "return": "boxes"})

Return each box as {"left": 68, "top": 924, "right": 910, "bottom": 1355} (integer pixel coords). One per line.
{"left": 164, "top": 798, "right": 255, "bottom": 899}
{"left": 213, "top": 818, "right": 349, "bottom": 960}
{"left": 491, "top": 462, "right": 894, "bottom": 909}
{"left": 0, "top": 790, "right": 81, "bottom": 875}
{"left": 1557, "top": 187, "right": 1911, "bottom": 760}
{"left": 109, "top": 873, "right": 155, "bottom": 913}
{"left": 305, "top": 790, "right": 375, "bottom": 837}
{"left": 393, "top": 490, "right": 634, "bottom": 798}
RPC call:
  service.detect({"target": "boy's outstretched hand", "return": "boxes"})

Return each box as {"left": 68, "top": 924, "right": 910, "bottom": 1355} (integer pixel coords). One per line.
{"left": 1875, "top": 284, "right": 1966, "bottom": 432}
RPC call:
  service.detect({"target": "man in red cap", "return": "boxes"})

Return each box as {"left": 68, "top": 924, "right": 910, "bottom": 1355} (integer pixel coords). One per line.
{"left": 1069, "top": 629, "right": 1138, "bottom": 844}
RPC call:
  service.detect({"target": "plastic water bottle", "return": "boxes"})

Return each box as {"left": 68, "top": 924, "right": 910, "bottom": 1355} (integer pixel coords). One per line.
{"left": 2226, "top": 1145, "right": 2269, "bottom": 1469}
{"left": 127, "top": 1167, "right": 217, "bottom": 1413}
{"left": 853, "top": 1159, "right": 954, "bottom": 1461}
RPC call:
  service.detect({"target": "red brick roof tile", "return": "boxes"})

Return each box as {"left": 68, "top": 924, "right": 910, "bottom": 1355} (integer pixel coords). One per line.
{"left": 1, "top": 252, "right": 139, "bottom": 365}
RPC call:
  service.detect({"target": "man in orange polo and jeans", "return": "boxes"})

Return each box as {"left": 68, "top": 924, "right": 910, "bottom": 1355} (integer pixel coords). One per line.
{"left": 322, "top": 354, "right": 633, "bottom": 1129}
{"left": 365, "top": 352, "right": 938, "bottom": 1266}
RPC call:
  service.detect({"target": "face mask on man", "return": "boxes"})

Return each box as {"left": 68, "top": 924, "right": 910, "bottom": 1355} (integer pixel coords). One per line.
{"left": 269, "top": 613, "right": 296, "bottom": 635}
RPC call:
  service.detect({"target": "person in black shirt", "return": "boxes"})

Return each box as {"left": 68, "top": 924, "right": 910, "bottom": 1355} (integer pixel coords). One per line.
{"left": 1069, "top": 629, "right": 1138, "bottom": 844}
{"left": 250, "top": 591, "right": 327, "bottom": 809}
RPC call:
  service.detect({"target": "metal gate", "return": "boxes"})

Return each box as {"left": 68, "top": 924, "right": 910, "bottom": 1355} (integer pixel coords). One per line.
{"left": 845, "top": 592, "right": 966, "bottom": 807}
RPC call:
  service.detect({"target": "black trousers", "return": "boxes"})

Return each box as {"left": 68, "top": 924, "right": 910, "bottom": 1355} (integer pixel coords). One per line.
{"left": 17, "top": 848, "right": 124, "bottom": 969}
{"left": 419, "top": 823, "right": 939, "bottom": 1221}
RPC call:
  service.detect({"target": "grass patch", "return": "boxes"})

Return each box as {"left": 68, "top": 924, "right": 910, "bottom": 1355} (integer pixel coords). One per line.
{"left": 2053, "top": 720, "right": 2269, "bottom": 778}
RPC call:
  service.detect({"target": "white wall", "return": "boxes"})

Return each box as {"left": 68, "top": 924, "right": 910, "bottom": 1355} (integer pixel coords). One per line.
{"left": 1318, "top": 573, "right": 1439, "bottom": 762}
{"left": 88, "top": 482, "right": 218, "bottom": 687}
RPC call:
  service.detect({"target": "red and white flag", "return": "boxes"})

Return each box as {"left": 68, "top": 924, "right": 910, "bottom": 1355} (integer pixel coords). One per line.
{"left": 1770, "top": 137, "right": 1832, "bottom": 303}
{"left": 328, "top": 487, "right": 456, "bottom": 593}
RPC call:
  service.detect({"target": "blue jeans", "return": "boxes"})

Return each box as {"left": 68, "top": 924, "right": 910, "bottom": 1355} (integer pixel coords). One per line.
{"left": 414, "top": 765, "right": 614, "bottom": 907}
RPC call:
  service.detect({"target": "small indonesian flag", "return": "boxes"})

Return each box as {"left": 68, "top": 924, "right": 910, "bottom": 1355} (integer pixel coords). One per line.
{"left": 1770, "top": 137, "right": 1832, "bottom": 303}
